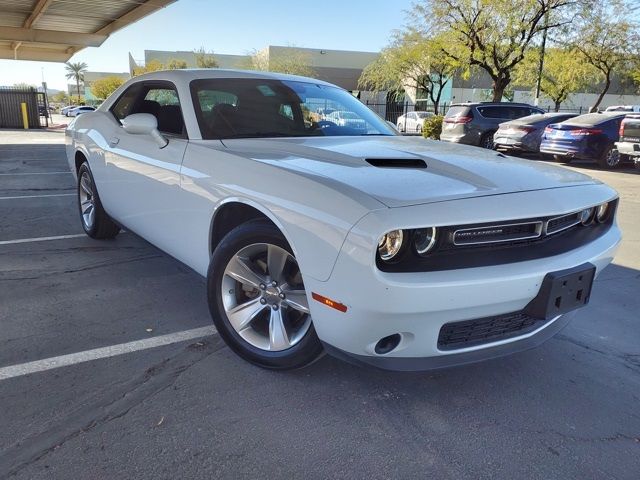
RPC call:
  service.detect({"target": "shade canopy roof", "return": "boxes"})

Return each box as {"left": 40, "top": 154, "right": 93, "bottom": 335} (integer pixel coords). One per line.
{"left": 0, "top": 0, "right": 175, "bottom": 62}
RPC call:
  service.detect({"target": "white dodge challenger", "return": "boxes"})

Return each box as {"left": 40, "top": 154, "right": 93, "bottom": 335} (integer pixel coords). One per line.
{"left": 65, "top": 70, "right": 621, "bottom": 371}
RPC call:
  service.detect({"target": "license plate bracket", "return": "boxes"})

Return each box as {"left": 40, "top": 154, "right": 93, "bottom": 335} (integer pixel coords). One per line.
{"left": 524, "top": 263, "right": 596, "bottom": 320}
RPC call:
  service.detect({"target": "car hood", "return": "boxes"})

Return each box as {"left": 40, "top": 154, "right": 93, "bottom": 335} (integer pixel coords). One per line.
{"left": 217, "top": 136, "right": 598, "bottom": 208}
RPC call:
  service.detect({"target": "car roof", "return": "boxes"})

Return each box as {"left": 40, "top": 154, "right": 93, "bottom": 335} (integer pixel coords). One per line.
{"left": 449, "top": 102, "right": 539, "bottom": 108}
{"left": 560, "top": 112, "right": 627, "bottom": 125}
{"left": 129, "top": 68, "right": 337, "bottom": 88}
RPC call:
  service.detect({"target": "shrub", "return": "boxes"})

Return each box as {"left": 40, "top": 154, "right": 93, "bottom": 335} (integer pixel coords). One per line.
{"left": 422, "top": 115, "right": 443, "bottom": 140}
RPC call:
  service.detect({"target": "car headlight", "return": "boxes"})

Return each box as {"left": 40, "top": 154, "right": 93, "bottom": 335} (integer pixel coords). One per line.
{"left": 595, "top": 202, "right": 610, "bottom": 223}
{"left": 580, "top": 207, "right": 595, "bottom": 225}
{"left": 378, "top": 230, "right": 404, "bottom": 261}
{"left": 414, "top": 227, "right": 437, "bottom": 255}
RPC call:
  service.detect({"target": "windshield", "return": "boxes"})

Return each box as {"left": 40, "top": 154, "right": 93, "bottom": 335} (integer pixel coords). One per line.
{"left": 190, "top": 78, "right": 396, "bottom": 139}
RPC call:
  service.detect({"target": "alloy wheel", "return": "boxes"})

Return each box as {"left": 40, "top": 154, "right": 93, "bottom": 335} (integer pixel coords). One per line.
{"left": 79, "top": 171, "right": 95, "bottom": 230}
{"left": 605, "top": 148, "right": 620, "bottom": 167}
{"left": 221, "top": 243, "right": 311, "bottom": 351}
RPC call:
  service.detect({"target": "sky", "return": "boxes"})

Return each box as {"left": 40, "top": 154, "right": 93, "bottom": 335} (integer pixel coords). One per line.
{"left": 0, "top": 0, "right": 414, "bottom": 91}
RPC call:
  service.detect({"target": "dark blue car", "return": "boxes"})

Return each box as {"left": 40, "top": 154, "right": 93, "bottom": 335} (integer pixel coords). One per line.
{"left": 540, "top": 112, "right": 627, "bottom": 169}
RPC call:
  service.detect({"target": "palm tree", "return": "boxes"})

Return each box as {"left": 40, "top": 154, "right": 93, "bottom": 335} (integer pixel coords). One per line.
{"left": 64, "top": 61, "right": 88, "bottom": 104}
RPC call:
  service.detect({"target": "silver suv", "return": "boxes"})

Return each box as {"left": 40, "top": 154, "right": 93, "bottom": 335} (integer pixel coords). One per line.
{"left": 440, "top": 102, "right": 544, "bottom": 149}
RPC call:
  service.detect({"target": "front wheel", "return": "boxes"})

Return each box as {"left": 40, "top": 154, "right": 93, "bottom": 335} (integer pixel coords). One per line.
{"left": 77, "top": 162, "right": 120, "bottom": 239}
{"left": 634, "top": 159, "right": 640, "bottom": 171}
{"left": 208, "top": 220, "right": 323, "bottom": 369}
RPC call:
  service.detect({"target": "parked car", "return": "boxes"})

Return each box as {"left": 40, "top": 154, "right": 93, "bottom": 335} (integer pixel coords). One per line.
{"left": 493, "top": 112, "right": 578, "bottom": 154}
{"left": 441, "top": 102, "right": 544, "bottom": 149}
{"left": 605, "top": 105, "right": 640, "bottom": 113}
{"left": 62, "top": 105, "right": 78, "bottom": 116}
{"left": 615, "top": 114, "right": 640, "bottom": 171}
{"left": 539, "top": 112, "right": 628, "bottom": 169}
{"left": 65, "top": 69, "right": 620, "bottom": 371}
{"left": 396, "top": 111, "right": 434, "bottom": 134}
{"left": 325, "top": 110, "right": 367, "bottom": 131}
{"left": 68, "top": 106, "right": 96, "bottom": 117}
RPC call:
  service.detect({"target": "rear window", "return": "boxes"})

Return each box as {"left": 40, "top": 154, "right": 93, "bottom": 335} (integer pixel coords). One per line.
{"left": 565, "top": 113, "right": 624, "bottom": 126}
{"left": 445, "top": 106, "right": 470, "bottom": 118}
{"left": 477, "top": 105, "right": 535, "bottom": 119}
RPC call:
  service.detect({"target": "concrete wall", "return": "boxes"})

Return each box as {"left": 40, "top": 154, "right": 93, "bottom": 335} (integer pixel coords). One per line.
{"left": 450, "top": 87, "right": 640, "bottom": 111}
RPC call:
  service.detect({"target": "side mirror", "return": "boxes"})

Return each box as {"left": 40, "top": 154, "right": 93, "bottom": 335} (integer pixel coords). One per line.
{"left": 121, "top": 113, "right": 168, "bottom": 148}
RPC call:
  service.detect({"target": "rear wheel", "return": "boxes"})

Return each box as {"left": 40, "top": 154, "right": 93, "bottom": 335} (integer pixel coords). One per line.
{"left": 77, "top": 162, "right": 120, "bottom": 239}
{"left": 597, "top": 146, "right": 620, "bottom": 169}
{"left": 480, "top": 132, "right": 496, "bottom": 149}
{"left": 634, "top": 158, "right": 640, "bottom": 171}
{"left": 553, "top": 154, "right": 569, "bottom": 163}
{"left": 208, "top": 220, "right": 323, "bottom": 369}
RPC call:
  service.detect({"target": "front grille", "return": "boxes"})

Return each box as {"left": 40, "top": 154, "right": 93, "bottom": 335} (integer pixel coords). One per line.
{"left": 453, "top": 221, "right": 542, "bottom": 245}
{"left": 437, "top": 312, "right": 548, "bottom": 350}
{"left": 546, "top": 212, "right": 582, "bottom": 235}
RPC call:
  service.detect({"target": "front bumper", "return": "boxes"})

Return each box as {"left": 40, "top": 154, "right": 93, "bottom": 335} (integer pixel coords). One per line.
{"left": 306, "top": 185, "right": 620, "bottom": 371}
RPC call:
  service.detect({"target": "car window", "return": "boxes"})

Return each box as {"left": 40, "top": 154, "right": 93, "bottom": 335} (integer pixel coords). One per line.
{"left": 477, "top": 106, "right": 510, "bottom": 119}
{"left": 445, "top": 106, "right": 471, "bottom": 118}
{"left": 111, "top": 84, "right": 143, "bottom": 120}
{"left": 111, "top": 83, "right": 186, "bottom": 136}
{"left": 144, "top": 88, "right": 180, "bottom": 106}
{"left": 190, "top": 78, "right": 395, "bottom": 139}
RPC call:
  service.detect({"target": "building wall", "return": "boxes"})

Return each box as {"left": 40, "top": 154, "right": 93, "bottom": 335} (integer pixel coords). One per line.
{"left": 144, "top": 49, "right": 249, "bottom": 69}
{"left": 450, "top": 87, "right": 640, "bottom": 112}
{"left": 141, "top": 46, "right": 379, "bottom": 91}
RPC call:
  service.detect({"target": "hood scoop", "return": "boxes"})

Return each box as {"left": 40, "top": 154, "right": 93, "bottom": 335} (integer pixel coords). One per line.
{"left": 365, "top": 158, "right": 427, "bottom": 169}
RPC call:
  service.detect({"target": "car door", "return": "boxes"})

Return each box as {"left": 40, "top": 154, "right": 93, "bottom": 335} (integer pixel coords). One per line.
{"left": 101, "top": 81, "right": 188, "bottom": 256}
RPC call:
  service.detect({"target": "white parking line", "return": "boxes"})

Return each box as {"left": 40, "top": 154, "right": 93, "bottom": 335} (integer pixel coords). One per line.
{"left": 0, "top": 171, "right": 71, "bottom": 176}
{"left": 0, "top": 193, "right": 75, "bottom": 200}
{"left": 0, "top": 326, "right": 217, "bottom": 381}
{"left": 0, "top": 234, "right": 86, "bottom": 245}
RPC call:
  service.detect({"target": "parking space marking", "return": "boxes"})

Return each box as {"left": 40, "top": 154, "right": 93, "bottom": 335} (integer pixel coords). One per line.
{"left": 0, "top": 171, "right": 71, "bottom": 176}
{"left": 0, "top": 326, "right": 217, "bottom": 381}
{"left": 0, "top": 234, "right": 87, "bottom": 245}
{"left": 0, "top": 193, "right": 75, "bottom": 200}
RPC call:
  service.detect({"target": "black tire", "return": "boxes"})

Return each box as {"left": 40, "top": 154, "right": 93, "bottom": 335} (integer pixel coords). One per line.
{"left": 480, "top": 132, "right": 496, "bottom": 149}
{"left": 553, "top": 154, "right": 569, "bottom": 163}
{"left": 597, "top": 145, "right": 620, "bottom": 169}
{"left": 540, "top": 153, "right": 555, "bottom": 161}
{"left": 634, "top": 159, "right": 640, "bottom": 171}
{"left": 77, "top": 162, "right": 120, "bottom": 239}
{"left": 207, "top": 219, "right": 324, "bottom": 370}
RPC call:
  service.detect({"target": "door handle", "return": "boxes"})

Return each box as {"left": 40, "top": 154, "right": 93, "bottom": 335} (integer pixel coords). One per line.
{"left": 109, "top": 137, "right": 120, "bottom": 147}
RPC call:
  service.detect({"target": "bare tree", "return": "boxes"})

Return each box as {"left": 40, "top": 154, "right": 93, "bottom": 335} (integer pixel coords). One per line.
{"left": 410, "top": 0, "right": 576, "bottom": 101}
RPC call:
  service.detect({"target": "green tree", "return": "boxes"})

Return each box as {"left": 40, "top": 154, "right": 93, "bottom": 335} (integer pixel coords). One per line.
{"left": 409, "top": 0, "right": 576, "bottom": 101}
{"left": 568, "top": 1, "right": 639, "bottom": 111}
{"left": 132, "top": 59, "right": 165, "bottom": 76}
{"left": 241, "top": 48, "right": 316, "bottom": 77}
{"left": 514, "top": 47, "right": 595, "bottom": 111}
{"left": 194, "top": 47, "right": 219, "bottom": 68}
{"left": 12, "top": 82, "right": 36, "bottom": 90}
{"left": 64, "top": 61, "right": 88, "bottom": 103}
{"left": 359, "top": 32, "right": 459, "bottom": 114}
{"left": 166, "top": 58, "right": 188, "bottom": 70}
{"left": 51, "top": 91, "right": 69, "bottom": 104}
{"left": 91, "top": 76, "right": 126, "bottom": 100}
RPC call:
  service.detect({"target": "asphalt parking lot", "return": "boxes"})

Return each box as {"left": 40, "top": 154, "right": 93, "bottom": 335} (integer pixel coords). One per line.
{"left": 0, "top": 129, "right": 639, "bottom": 480}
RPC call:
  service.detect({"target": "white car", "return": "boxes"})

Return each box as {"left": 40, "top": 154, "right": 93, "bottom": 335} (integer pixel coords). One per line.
{"left": 62, "top": 105, "right": 78, "bottom": 116}
{"left": 68, "top": 106, "right": 96, "bottom": 117}
{"left": 397, "top": 111, "right": 434, "bottom": 134}
{"left": 65, "top": 70, "right": 621, "bottom": 371}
